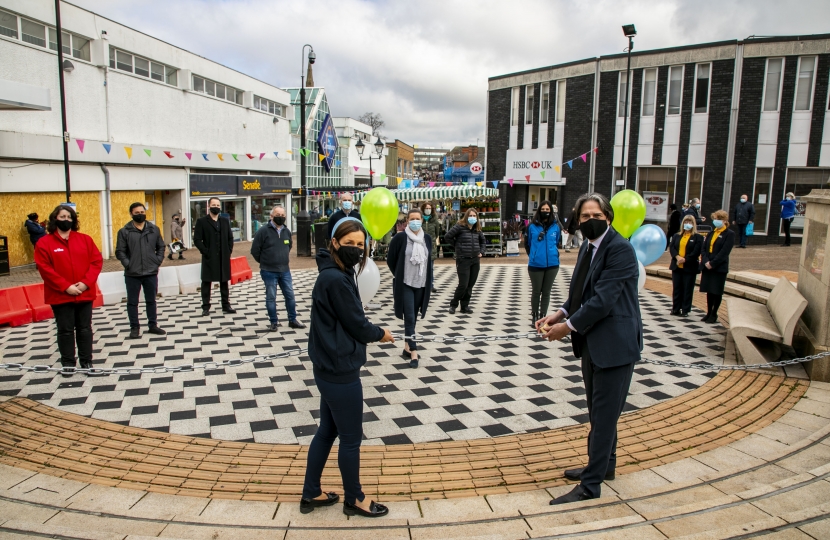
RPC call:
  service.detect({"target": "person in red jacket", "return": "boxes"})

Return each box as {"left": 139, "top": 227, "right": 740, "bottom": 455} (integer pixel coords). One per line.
{"left": 34, "top": 205, "right": 103, "bottom": 376}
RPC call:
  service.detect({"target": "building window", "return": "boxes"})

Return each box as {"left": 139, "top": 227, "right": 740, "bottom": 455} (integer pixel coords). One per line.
{"left": 687, "top": 167, "right": 703, "bottom": 206}
{"left": 784, "top": 168, "right": 830, "bottom": 235}
{"left": 254, "top": 95, "right": 285, "bottom": 116}
{"left": 48, "top": 28, "right": 89, "bottom": 61}
{"left": 193, "top": 75, "right": 243, "bottom": 104}
{"left": 638, "top": 167, "right": 677, "bottom": 208}
{"left": 752, "top": 168, "right": 772, "bottom": 234}
{"left": 794, "top": 56, "right": 816, "bottom": 111}
{"left": 510, "top": 87, "right": 520, "bottom": 127}
{"left": 613, "top": 167, "right": 626, "bottom": 194}
{"left": 134, "top": 56, "right": 150, "bottom": 77}
{"left": 694, "top": 63, "right": 710, "bottom": 114}
{"left": 618, "top": 71, "right": 629, "bottom": 117}
{"left": 556, "top": 80, "right": 566, "bottom": 123}
{"left": 642, "top": 68, "right": 657, "bottom": 116}
{"left": 525, "top": 85, "right": 534, "bottom": 125}
{"left": 762, "top": 58, "right": 783, "bottom": 112}
{"left": 20, "top": 18, "right": 46, "bottom": 47}
{"left": 109, "top": 46, "right": 177, "bottom": 86}
{"left": 540, "top": 83, "right": 550, "bottom": 124}
{"left": 0, "top": 9, "right": 18, "bottom": 39}
{"left": 667, "top": 66, "right": 683, "bottom": 115}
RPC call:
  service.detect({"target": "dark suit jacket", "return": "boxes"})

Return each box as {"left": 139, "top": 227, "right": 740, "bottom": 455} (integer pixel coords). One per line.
{"left": 700, "top": 228, "right": 735, "bottom": 274}
{"left": 193, "top": 215, "right": 234, "bottom": 282}
{"left": 668, "top": 232, "right": 704, "bottom": 273}
{"left": 562, "top": 227, "right": 643, "bottom": 368}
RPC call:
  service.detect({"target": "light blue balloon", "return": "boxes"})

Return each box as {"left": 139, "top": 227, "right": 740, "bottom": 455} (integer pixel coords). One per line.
{"left": 630, "top": 224, "right": 667, "bottom": 266}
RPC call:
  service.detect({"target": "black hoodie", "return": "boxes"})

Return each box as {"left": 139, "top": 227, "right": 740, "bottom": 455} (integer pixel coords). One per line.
{"left": 308, "top": 249, "right": 385, "bottom": 383}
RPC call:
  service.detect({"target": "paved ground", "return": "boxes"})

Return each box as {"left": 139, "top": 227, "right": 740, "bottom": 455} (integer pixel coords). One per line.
{"left": 0, "top": 264, "right": 721, "bottom": 446}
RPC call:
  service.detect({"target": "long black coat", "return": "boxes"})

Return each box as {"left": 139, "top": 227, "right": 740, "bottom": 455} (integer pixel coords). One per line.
{"left": 193, "top": 215, "right": 234, "bottom": 282}
{"left": 700, "top": 228, "right": 735, "bottom": 274}
{"left": 387, "top": 232, "right": 433, "bottom": 320}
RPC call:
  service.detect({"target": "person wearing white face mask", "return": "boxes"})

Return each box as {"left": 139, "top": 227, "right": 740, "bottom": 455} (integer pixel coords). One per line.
{"left": 779, "top": 192, "right": 797, "bottom": 247}
{"left": 444, "top": 209, "right": 486, "bottom": 314}
{"left": 668, "top": 215, "right": 704, "bottom": 317}
{"left": 327, "top": 192, "right": 362, "bottom": 239}
{"left": 387, "top": 209, "right": 434, "bottom": 368}
{"left": 730, "top": 194, "right": 755, "bottom": 248}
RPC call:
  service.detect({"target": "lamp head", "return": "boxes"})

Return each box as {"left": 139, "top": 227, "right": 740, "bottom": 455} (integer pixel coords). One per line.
{"left": 622, "top": 24, "right": 637, "bottom": 38}
{"left": 62, "top": 59, "right": 74, "bottom": 72}
{"left": 374, "top": 137, "right": 385, "bottom": 156}
{"left": 308, "top": 48, "right": 316, "bottom": 65}
{"left": 355, "top": 138, "right": 365, "bottom": 157}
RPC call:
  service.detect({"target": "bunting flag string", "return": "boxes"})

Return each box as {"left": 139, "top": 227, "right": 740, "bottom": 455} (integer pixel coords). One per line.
{"left": 540, "top": 170, "right": 546, "bottom": 179}
{"left": 491, "top": 181, "right": 498, "bottom": 188}
{"left": 144, "top": 149, "right": 152, "bottom": 157}
{"left": 202, "top": 153, "right": 209, "bottom": 161}
{"left": 124, "top": 147, "right": 132, "bottom": 159}
{"left": 185, "top": 152, "right": 192, "bottom": 160}
{"left": 164, "top": 151, "right": 174, "bottom": 159}
{"left": 76, "top": 139, "right": 85, "bottom": 153}
{"left": 102, "top": 143, "right": 111, "bottom": 154}
{"left": 231, "top": 154, "right": 239, "bottom": 161}
{"left": 217, "top": 153, "right": 224, "bottom": 161}
{"left": 259, "top": 153, "right": 265, "bottom": 160}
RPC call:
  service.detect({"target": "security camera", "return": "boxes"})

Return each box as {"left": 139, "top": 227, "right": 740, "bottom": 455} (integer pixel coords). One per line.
{"left": 308, "top": 50, "right": 316, "bottom": 65}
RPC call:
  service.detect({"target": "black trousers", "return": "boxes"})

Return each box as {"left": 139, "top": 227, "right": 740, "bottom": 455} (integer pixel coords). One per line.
{"left": 580, "top": 345, "right": 635, "bottom": 498}
{"left": 782, "top": 218, "right": 793, "bottom": 245}
{"left": 671, "top": 270, "right": 696, "bottom": 313}
{"left": 51, "top": 302, "right": 94, "bottom": 368}
{"left": 402, "top": 284, "right": 426, "bottom": 351}
{"left": 451, "top": 257, "right": 480, "bottom": 309}
{"left": 201, "top": 281, "right": 230, "bottom": 311}
{"left": 125, "top": 274, "right": 158, "bottom": 329}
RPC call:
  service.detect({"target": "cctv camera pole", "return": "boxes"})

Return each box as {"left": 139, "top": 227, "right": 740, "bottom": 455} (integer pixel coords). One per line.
{"left": 55, "top": 0, "right": 71, "bottom": 202}
{"left": 619, "top": 32, "right": 634, "bottom": 193}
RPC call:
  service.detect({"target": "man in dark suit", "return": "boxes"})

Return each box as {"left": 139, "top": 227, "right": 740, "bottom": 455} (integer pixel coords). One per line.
{"left": 537, "top": 192, "right": 643, "bottom": 505}
{"left": 193, "top": 197, "right": 236, "bottom": 317}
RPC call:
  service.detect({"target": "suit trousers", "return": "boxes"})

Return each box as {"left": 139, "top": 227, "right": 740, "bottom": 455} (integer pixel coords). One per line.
{"left": 671, "top": 270, "right": 696, "bottom": 314}
{"left": 201, "top": 281, "right": 230, "bottom": 311}
{"left": 580, "top": 344, "right": 635, "bottom": 498}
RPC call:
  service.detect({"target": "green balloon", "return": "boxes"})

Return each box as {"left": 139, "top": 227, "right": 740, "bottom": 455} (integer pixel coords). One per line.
{"left": 610, "top": 190, "right": 646, "bottom": 238}
{"left": 360, "top": 187, "right": 399, "bottom": 239}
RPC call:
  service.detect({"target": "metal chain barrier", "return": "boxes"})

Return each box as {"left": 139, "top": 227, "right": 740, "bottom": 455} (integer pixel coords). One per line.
{"left": 1, "top": 331, "right": 828, "bottom": 376}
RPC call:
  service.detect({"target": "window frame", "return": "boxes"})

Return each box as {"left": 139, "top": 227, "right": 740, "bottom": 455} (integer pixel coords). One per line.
{"left": 253, "top": 95, "right": 286, "bottom": 117}
{"left": 0, "top": 9, "right": 19, "bottom": 39}
{"left": 641, "top": 68, "right": 658, "bottom": 117}
{"left": 108, "top": 45, "right": 178, "bottom": 86}
{"left": 667, "top": 65, "right": 684, "bottom": 116}
{"left": 192, "top": 74, "right": 243, "bottom": 105}
{"left": 686, "top": 167, "right": 704, "bottom": 208}
{"left": 510, "top": 87, "right": 520, "bottom": 127}
{"left": 635, "top": 166, "right": 678, "bottom": 208}
{"left": 693, "top": 63, "right": 711, "bottom": 115}
{"left": 539, "top": 82, "right": 550, "bottom": 124}
{"left": 617, "top": 71, "right": 630, "bottom": 118}
{"left": 524, "top": 84, "right": 534, "bottom": 125}
{"left": 555, "top": 80, "right": 566, "bottom": 123}
{"left": 761, "top": 58, "right": 784, "bottom": 113}
{"left": 794, "top": 55, "right": 818, "bottom": 112}
{"left": 1, "top": 10, "right": 91, "bottom": 62}
{"left": 751, "top": 167, "right": 774, "bottom": 235}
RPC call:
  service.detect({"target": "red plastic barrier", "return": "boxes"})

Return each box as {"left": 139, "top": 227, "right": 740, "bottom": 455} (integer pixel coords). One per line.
{"left": 22, "top": 283, "right": 53, "bottom": 322}
{"left": 93, "top": 284, "right": 104, "bottom": 308}
{"left": 230, "top": 256, "right": 253, "bottom": 285}
{"left": 0, "top": 287, "right": 33, "bottom": 327}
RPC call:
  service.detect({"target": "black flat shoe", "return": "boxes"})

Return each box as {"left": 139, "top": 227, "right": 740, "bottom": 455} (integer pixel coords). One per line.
{"left": 288, "top": 320, "right": 306, "bottom": 329}
{"left": 343, "top": 500, "right": 388, "bottom": 518}
{"left": 401, "top": 349, "right": 413, "bottom": 360}
{"left": 670, "top": 310, "right": 680, "bottom": 316}
{"left": 222, "top": 308, "right": 237, "bottom": 314}
{"left": 449, "top": 306, "right": 456, "bottom": 314}
{"left": 461, "top": 307, "right": 473, "bottom": 314}
{"left": 550, "top": 485, "right": 594, "bottom": 505}
{"left": 563, "top": 467, "right": 615, "bottom": 481}
{"left": 299, "top": 492, "right": 339, "bottom": 514}
{"left": 409, "top": 358, "right": 419, "bottom": 369}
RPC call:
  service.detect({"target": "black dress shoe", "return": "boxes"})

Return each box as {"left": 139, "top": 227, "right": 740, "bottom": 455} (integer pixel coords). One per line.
{"left": 461, "top": 307, "right": 473, "bottom": 314}
{"left": 128, "top": 328, "right": 140, "bottom": 339}
{"left": 409, "top": 358, "right": 419, "bottom": 369}
{"left": 288, "top": 320, "right": 306, "bottom": 329}
{"left": 299, "top": 492, "right": 339, "bottom": 514}
{"left": 222, "top": 307, "right": 237, "bottom": 314}
{"left": 148, "top": 326, "right": 166, "bottom": 335}
{"left": 343, "top": 500, "right": 389, "bottom": 518}
{"left": 670, "top": 310, "right": 680, "bottom": 316}
{"left": 201, "top": 309, "right": 210, "bottom": 317}
{"left": 550, "top": 485, "right": 594, "bottom": 505}
{"left": 449, "top": 306, "right": 457, "bottom": 314}
{"left": 680, "top": 311, "right": 689, "bottom": 317}
{"left": 267, "top": 323, "right": 279, "bottom": 332}
{"left": 701, "top": 313, "right": 710, "bottom": 322}
{"left": 563, "top": 467, "right": 615, "bottom": 481}
{"left": 60, "top": 366, "right": 76, "bottom": 378}
{"left": 706, "top": 314, "right": 720, "bottom": 324}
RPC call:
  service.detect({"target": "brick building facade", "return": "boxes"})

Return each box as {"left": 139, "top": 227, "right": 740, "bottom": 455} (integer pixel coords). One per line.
{"left": 487, "top": 34, "right": 830, "bottom": 244}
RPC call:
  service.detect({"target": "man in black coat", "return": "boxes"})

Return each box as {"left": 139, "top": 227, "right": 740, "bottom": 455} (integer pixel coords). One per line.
{"left": 115, "top": 202, "right": 167, "bottom": 339}
{"left": 682, "top": 198, "right": 706, "bottom": 226}
{"left": 731, "top": 194, "right": 755, "bottom": 248}
{"left": 193, "top": 197, "right": 236, "bottom": 316}
{"left": 537, "top": 192, "right": 643, "bottom": 505}
{"left": 327, "top": 192, "right": 361, "bottom": 238}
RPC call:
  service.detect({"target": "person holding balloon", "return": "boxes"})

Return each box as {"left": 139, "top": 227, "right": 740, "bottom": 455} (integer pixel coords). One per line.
{"left": 387, "top": 208, "right": 434, "bottom": 368}
{"left": 668, "top": 215, "right": 703, "bottom": 317}
{"left": 523, "top": 200, "right": 562, "bottom": 326}
{"left": 699, "top": 210, "right": 735, "bottom": 324}
{"left": 444, "top": 208, "right": 486, "bottom": 314}
{"left": 302, "top": 216, "right": 395, "bottom": 518}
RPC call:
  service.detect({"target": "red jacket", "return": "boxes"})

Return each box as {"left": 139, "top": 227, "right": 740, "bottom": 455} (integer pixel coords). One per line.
{"left": 34, "top": 231, "right": 103, "bottom": 305}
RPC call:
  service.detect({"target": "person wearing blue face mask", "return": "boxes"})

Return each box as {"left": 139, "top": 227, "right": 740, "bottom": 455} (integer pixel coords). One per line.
{"left": 444, "top": 208, "right": 486, "bottom": 314}
{"left": 387, "top": 209, "right": 434, "bottom": 368}
{"left": 779, "top": 192, "right": 797, "bottom": 247}
{"left": 699, "top": 209, "right": 735, "bottom": 324}
{"left": 669, "top": 215, "right": 704, "bottom": 317}
{"left": 327, "top": 192, "right": 362, "bottom": 239}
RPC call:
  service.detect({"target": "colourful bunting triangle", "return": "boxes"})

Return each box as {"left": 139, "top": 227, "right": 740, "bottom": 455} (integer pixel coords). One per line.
{"left": 202, "top": 153, "right": 209, "bottom": 161}
{"left": 246, "top": 154, "right": 255, "bottom": 160}
{"left": 540, "top": 170, "right": 546, "bottom": 179}
{"left": 75, "top": 139, "right": 85, "bottom": 153}
{"left": 492, "top": 181, "right": 498, "bottom": 188}
{"left": 124, "top": 147, "right": 133, "bottom": 159}
{"left": 231, "top": 154, "right": 239, "bottom": 161}
{"left": 567, "top": 160, "right": 573, "bottom": 169}
{"left": 286, "top": 150, "right": 293, "bottom": 154}
{"left": 380, "top": 174, "right": 386, "bottom": 180}
{"left": 318, "top": 154, "right": 325, "bottom": 162}
{"left": 217, "top": 153, "right": 224, "bottom": 161}
{"left": 525, "top": 175, "right": 530, "bottom": 183}
{"left": 429, "top": 182, "right": 435, "bottom": 187}
{"left": 508, "top": 178, "right": 514, "bottom": 187}
{"left": 580, "top": 153, "right": 587, "bottom": 162}
{"left": 554, "top": 165, "right": 560, "bottom": 173}
{"left": 102, "top": 143, "right": 111, "bottom": 154}
{"left": 335, "top": 160, "right": 341, "bottom": 166}
{"left": 164, "top": 151, "right": 174, "bottom": 159}
{"left": 593, "top": 147, "right": 599, "bottom": 154}
{"left": 476, "top": 182, "right": 482, "bottom": 187}
{"left": 259, "top": 153, "right": 265, "bottom": 160}
{"left": 445, "top": 182, "right": 452, "bottom": 186}
{"left": 353, "top": 166, "right": 360, "bottom": 172}
{"left": 273, "top": 152, "right": 279, "bottom": 158}
{"left": 185, "top": 152, "right": 192, "bottom": 160}
{"left": 144, "top": 149, "right": 152, "bottom": 157}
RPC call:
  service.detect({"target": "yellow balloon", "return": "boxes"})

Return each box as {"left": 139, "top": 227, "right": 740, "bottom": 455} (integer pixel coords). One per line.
{"left": 610, "top": 190, "right": 646, "bottom": 238}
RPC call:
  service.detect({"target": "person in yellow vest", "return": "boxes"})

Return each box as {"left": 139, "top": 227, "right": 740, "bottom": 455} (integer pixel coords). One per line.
{"left": 699, "top": 210, "right": 735, "bottom": 324}
{"left": 668, "top": 215, "right": 704, "bottom": 317}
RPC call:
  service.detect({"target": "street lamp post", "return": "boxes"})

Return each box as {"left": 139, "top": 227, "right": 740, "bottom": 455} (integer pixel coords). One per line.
{"left": 297, "top": 44, "right": 315, "bottom": 256}
{"left": 55, "top": 0, "right": 71, "bottom": 202}
{"left": 355, "top": 137, "right": 385, "bottom": 185}
{"left": 619, "top": 24, "right": 636, "bottom": 192}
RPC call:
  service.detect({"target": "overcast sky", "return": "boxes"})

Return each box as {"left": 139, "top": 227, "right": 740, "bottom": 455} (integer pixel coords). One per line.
{"left": 72, "top": 0, "right": 830, "bottom": 149}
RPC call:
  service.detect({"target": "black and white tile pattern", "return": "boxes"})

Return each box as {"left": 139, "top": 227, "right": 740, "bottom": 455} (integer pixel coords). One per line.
{"left": 0, "top": 265, "right": 725, "bottom": 445}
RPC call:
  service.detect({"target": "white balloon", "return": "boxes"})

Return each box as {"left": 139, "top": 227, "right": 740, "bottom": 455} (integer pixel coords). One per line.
{"left": 638, "top": 261, "right": 646, "bottom": 292}
{"left": 357, "top": 258, "right": 381, "bottom": 303}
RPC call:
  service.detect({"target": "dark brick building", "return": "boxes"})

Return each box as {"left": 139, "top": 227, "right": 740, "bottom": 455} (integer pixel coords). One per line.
{"left": 487, "top": 34, "right": 830, "bottom": 244}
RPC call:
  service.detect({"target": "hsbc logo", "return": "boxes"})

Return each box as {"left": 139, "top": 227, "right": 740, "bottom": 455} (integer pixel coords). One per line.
{"left": 512, "top": 160, "right": 554, "bottom": 170}
{"left": 646, "top": 195, "right": 665, "bottom": 205}
{"left": 469, "top": 162, "right": 483, "bottom": 174}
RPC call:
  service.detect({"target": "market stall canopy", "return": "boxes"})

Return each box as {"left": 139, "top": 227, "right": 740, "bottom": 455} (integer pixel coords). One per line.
{"left": 354, "top": 185, "right": 498, "bottom": 202}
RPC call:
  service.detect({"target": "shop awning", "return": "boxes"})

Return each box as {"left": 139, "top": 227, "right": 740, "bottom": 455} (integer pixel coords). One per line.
{"left": 354, "top": 185, "right": 498, "bottom": 202}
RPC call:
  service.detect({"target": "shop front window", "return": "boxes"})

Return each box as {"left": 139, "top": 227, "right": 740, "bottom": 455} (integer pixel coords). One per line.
{"left": 189, "top": 198, "right": 248, "bottom": 242}
{"left": 784, "top": 168, "right": 830, "bottom": 235}
{"left": 251, "top": 197, "right": 286, "bottom": 235}
{"left": 637, "top": 167, "right": 677, "bottom": 216}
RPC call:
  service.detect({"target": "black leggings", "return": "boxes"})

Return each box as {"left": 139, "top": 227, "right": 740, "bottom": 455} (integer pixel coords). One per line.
{"left": 706, "top": 293, "right": 723, "bottom": 317}
{"left": 528, "top": 266, "right": 559, "bottom": 316}
{"left": 782, "top": 218, "right": 793, "bottom": 245}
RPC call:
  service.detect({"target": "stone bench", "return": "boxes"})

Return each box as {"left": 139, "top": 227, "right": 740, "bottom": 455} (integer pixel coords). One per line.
{"left": 725, "top": 277, "right": 807, "bottom": 365}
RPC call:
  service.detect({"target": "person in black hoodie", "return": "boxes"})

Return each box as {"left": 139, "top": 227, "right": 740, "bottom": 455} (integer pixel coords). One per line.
{"left": 443, "top": 208, "right": 486, "bottom": 314}
{"left": 25, "top": 213, "right": 47, "bottom": 246}
{"left": 301, "top": 216, "right": 394, "bottom": 518}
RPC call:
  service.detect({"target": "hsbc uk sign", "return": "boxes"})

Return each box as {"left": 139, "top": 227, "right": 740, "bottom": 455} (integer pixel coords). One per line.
{"left": 505, "top": 149, "right": 565, "bottom": 184}
{"left": 512, "top": 160, "right": 555, "bottom": 170}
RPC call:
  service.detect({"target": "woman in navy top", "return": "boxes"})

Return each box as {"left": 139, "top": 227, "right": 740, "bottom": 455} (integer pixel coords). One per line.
{"left": 780, "top": 192, "right": 797, "bottom": 247}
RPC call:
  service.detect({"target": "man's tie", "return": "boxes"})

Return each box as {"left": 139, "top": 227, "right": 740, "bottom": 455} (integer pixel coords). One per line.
{"left": 570, "top": 243, "right": 595, "bottom": 312}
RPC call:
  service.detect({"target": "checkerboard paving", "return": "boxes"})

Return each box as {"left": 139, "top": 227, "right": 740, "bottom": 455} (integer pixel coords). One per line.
{"left": 0, "top": 264, "right": 724, "bottom": 446}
